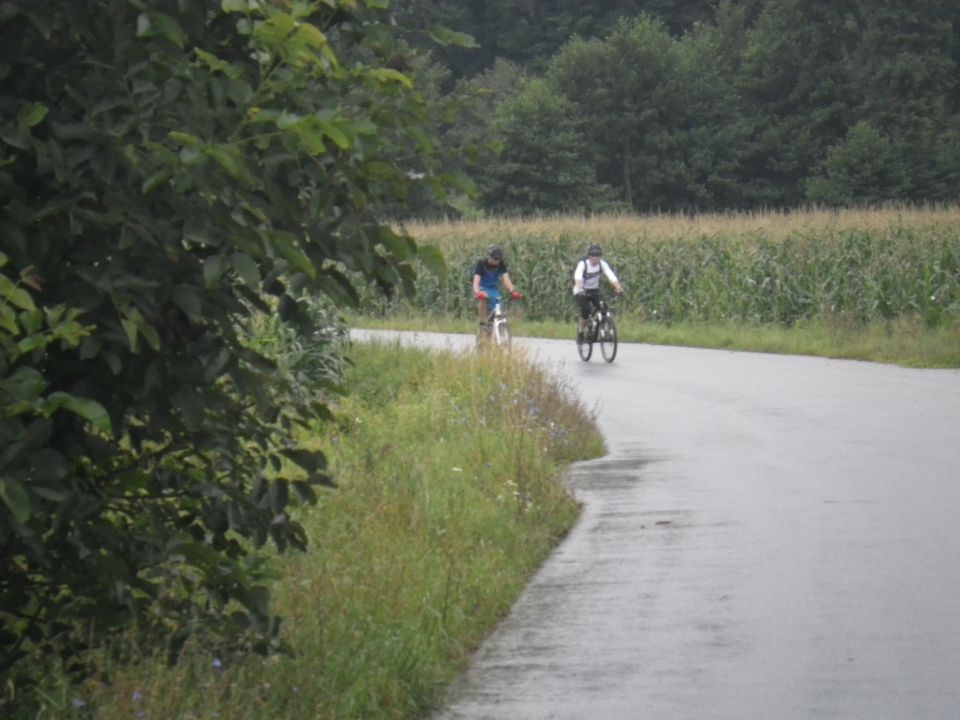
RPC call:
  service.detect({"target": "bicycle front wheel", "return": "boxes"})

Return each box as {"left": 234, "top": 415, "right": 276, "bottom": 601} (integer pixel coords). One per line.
{"left": 599, "top": 317, "right": 617, "bottom": 362}
{"left": 495, "top": 320, "right": 511, "bottom": 349}
{"left": 577, "top": 329, "right": 593, "bottom": 361}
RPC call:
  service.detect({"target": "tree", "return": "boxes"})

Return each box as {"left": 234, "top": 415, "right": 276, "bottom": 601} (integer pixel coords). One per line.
{"left": 806, "top": 122, "right": 909, "bottom": 204}
{"left": 482, "top": 78, "right": 614, "bottom": 212}
{"left": 0, "top": 0, "right": 453, "bottom": 705}
{"left": 393, "top": 0, "right": 722, "bottom": 80}
{"left": 845, "top": 1, "right": 960, "bottom": 200}
{"left": 734, "top": 0, "right": 861, "bottom": 206}
{"left": 548, "top": 16, "right": 680, "bottom": 210}
{"left": 659, "top": 5, "right": 752, "bottom": 210}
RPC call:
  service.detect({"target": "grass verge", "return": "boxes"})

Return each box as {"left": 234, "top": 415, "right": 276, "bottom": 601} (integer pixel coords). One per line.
{"left": 350, "top": 313, "right": 960, "bottom": 368}
{"left": 49, "top": 342, "right": 603, "bottom": 720}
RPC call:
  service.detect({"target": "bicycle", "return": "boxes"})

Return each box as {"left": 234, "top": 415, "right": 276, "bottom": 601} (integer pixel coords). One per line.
{"left": 576, "top": 294, "right": 618, "bottom": 363}
{"left": 476, "top": 299, "right": 512, "bottom": 350}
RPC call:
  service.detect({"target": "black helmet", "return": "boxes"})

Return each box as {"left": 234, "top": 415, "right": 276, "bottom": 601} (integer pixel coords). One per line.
{"left": 587, "top": 244, "right": 603, "bottom": 257}
{"left": 487, "top": 244, "right": 505, "bottom": 260}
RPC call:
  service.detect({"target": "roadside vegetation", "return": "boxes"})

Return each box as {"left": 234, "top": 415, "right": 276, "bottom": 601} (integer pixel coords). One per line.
{"left": 27, "top": 341, "right": 603, "bottom": 719}
{"left": 6, "top": 2, "right": 959, "bottom": 717}
{"left": 354, "top": 206, "right": 960, "bottom": 368}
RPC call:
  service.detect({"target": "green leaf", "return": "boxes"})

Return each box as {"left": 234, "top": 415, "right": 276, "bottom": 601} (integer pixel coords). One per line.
{"left": 136, "top": 13, "right": 151, "bottom": 37}
{"left": 204, "top": 144, "right": 254, "bottom": 185}
{"left": 172, "top": 388, "right": 204, "bottom": 431}
{"left": 221, "top": 0, "right": 249, "bottom": 12}
{"left": 141, "top": 170, "right": 172, "bottom": 194}
{"left": 319, "top": 119, "right": 351, "bottom": 149}
{"left": 195, "top": 48, "right": 241, "bottom": 79}
{"left": 290, "top": 117, "right": 326, "bottom": 155}
{"left": 14, "top": 335, "right": 43, "bottom": 354}
{"left": 47, "top": 392, "right": 113, "bottom": 433}
{"left": 172, "top": 284, "right": 203, "bottom": 320}
{"left": 139, "top": 322, "right": 161, "bottom": 351}
{"left": 1, "top": 367, "right": 48, "bottom": 404}
{"left": 368, "top": 68, "right": 412, "bottom": 88}
{"left": 18, "top": 103, "right": 48, "bottom": 129}
{"left": 281, "top": 448, "right": 327, "bottom": 474}
{"left": 418, "top": 244, "right": 447, "bottom": 280}
{"left": 0, "top": 303, "right": 18, "bottom": 334}
{"left": 296, "top": 23, "right": 329, "bottom": 52}
{"left": 149, "top": 12, "right": 188, "bottom": 48}
{"left": 168, "top": 131, "right": 202, "bottom": 147}
{"left": 427, "top": 26, "right": 478, "bottom": 48}
{"left": 202, "top": 255, "right": 225, "bottom": 288}
{"left": 0, "top": 277, "right": 36, "bottom": 311}
{"left": 263, "top": 229, "right": 316, "bottom": 279}
{"left": 291, "top": 481, "right": 318, "bottom": 504}
{"left": 231, "top": 252, "right": 261, "bottom": 288}
{"left": 317, "top": 269, "right": 359, "bottom": 307}
{"left": 377, "top": 226, "right": 416, "bottom": 261}
{"left": 121, "top": 318, "right": 140, "bottom": 352}
{"left": 0, "top": 478, "right": 31, "bottom": 524}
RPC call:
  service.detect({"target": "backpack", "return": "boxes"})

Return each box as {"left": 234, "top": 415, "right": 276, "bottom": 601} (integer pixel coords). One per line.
{"left": 571, "top": 256, "right": 588, "bottom": 283}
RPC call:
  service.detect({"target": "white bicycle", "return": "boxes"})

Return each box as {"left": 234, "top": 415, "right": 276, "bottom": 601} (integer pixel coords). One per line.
{"left": 476, "top": 300, "right": 511, "bottom": 350}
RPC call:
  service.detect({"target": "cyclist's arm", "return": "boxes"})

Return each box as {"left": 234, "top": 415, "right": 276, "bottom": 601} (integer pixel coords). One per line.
{"left": 601, "top": 260, "right": 622, "bottom": 293}
{"left": 472, "top": 273, "right": 481, "bottom": 294}
{"left": 501, "top": 272, "right": 516, "bottom": 293}
{"left": 573, "top": 260, "right": 585, "bottom": 294}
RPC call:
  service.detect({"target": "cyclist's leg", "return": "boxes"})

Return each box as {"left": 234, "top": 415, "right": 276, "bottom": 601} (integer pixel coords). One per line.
{"left": 484, "top": 289, "right": 501, "bottom": 323}
{"left": 477, "top": 293, "right": 489, "bottom": 324}
{"left": 575, "top": 293, "right": 591, "bottom": 337}
{"left": 587, "top": 290, "right": 601, "bottom": 321}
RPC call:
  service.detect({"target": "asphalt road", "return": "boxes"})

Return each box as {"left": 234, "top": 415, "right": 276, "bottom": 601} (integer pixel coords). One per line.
{"left": 352, "top": 330, "right": 960, "bottom": 720}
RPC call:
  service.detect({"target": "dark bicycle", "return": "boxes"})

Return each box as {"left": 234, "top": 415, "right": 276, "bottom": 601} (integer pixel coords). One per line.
{"left": 576, "top": 295, "right": 618, "bottom": 363}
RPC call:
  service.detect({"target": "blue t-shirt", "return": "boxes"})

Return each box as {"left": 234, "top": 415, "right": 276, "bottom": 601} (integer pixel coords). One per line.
{"left": 472, "top": 258, "right": 509, "bottom": 295}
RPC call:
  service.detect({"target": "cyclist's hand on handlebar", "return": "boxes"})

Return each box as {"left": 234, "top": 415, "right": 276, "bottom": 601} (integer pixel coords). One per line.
{"left": 475, "top": 290, "right": 488, "bottom": 301}
{"left": 510, "top": 290, "right": 522, "bottom": 300}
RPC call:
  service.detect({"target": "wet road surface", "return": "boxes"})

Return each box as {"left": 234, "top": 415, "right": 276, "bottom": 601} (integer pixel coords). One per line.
{"left": 352, "top": 331, "right": 960, "bottom": 719}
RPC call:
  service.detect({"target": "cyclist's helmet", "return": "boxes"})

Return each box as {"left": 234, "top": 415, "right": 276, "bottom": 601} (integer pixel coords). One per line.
{"left": 587, "top": 244, "right": 603, "bottom": 257}
{"left": 487, "top": 244, "right": 505, "bottom": 261}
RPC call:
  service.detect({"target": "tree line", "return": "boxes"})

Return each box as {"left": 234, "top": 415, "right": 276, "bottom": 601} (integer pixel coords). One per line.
{"left": 396, "top": 0, "right": 960, "bottom": 215}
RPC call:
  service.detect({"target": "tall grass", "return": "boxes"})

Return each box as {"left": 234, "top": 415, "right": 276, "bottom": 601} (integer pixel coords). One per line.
{"left": 44, "top": 343, "right": 603, "bottom": 720}
{"left": 366, "top": 205, "right": 960, "bottom": 332}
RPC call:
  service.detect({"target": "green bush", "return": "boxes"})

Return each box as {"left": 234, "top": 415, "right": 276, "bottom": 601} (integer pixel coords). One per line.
{"left": 0, "top": 1, "right": 452, "bottom": 710}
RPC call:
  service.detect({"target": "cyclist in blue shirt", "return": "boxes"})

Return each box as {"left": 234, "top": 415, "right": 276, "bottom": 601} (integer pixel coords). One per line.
{"left": 472, "top": 245, "right": 521, "bottom": 326}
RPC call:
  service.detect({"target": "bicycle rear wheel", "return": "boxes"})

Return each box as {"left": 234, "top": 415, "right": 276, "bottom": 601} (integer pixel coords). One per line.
{"left": 599, "top": 317, "right": 617, "bottom": 363}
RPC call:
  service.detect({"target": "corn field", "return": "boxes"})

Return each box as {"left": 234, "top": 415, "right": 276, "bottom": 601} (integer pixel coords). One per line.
{"left": 359, "top": 206, "right": 960, "bottom": 327}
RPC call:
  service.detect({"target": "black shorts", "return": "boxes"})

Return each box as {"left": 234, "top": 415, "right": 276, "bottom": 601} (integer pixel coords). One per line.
{"left": 575, "top": 290, "right": 601, "bottom": 319}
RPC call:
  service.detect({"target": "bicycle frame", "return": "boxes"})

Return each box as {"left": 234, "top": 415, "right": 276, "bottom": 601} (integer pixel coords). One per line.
{"left": 587, "top": 298, "right": 611, "bottom": 340}
{"left": 577, "top": 294, "right": 618, "bottom": 362}
{"left": 478, "top": 300, "right": 511, "bottom": 349}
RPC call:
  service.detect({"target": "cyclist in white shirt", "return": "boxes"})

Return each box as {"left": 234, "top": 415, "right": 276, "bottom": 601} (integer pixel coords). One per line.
{"left": 573, "top": 244, "right": 623, "bottom": 341}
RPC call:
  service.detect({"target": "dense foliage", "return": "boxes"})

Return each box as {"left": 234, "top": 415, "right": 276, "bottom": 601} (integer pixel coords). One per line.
{"left": 398, "top": 0, "right": 960, "bottom": 214}
{"left": 0, "top": 0, "right": 460, "bottom": 709}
